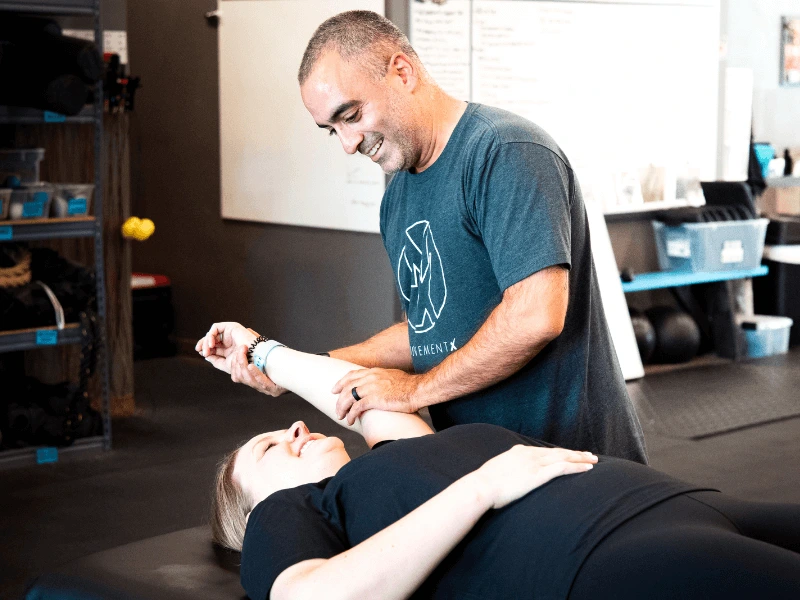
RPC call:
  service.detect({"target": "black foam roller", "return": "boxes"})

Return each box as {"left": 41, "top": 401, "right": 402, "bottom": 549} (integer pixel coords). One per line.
{"left": 0, "top": 42, "right": 90, "bottom": 115}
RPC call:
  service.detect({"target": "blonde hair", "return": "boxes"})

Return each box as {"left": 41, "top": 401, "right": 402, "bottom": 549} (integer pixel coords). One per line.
{"left": 210, "top": 442, "right": 251, "bottom": 552}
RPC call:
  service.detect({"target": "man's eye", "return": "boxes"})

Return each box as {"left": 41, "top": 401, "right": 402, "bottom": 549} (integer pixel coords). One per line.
{"left": 344, "top": 111, "right": 360, "bottom": 124}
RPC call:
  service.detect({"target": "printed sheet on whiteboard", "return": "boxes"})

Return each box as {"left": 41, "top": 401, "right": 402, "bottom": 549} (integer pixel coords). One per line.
{"left": 218, "top": 0, "right": 385, "bottom": 232}
{"left": 411, "top": 0, "right": 720, "bottom": 214}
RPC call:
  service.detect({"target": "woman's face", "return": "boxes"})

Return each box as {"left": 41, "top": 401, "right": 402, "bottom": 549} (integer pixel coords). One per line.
{"left": 233, "top": 421, "right": 351, "bottom": 509}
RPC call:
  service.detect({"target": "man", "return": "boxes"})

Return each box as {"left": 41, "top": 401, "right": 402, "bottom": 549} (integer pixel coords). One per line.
{"left": 201, "top": 11, "right": 647, "bottom": 463}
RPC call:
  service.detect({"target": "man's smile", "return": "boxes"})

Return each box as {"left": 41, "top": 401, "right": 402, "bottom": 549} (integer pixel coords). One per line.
{"left": 364, "top": 137, "right": 384, "bottom": 158}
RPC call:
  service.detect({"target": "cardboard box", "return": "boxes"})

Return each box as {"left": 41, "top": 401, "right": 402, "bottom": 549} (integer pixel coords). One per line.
{"left": 760, "top": 185, "right": 800, "bottom": 215}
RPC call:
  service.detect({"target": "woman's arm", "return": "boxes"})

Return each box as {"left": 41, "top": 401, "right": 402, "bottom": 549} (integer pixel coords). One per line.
{"left": 198, "top": 323, "right": 432, "bottom": 446}
{"left": 264, "top": 347, "right": 433, "bottom": 447}
{"left": 270, "top": 445, "right": 597, "bottom": 600}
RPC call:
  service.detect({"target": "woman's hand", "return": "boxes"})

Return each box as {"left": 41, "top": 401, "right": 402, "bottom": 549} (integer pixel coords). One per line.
{"left": 195, "top": 322, "right": 287, "bottom": 397}
{"left": 196, "top": 321, "right": 256, "bottom": 362}
{"left": 473, "top": 445, "right": 597, "bottom": 510}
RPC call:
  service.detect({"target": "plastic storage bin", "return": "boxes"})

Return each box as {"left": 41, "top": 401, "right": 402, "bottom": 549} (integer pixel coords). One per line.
{"left": 754, "top": 244, "right": 800, "bottom": 347}
{"left": 652, "top": 218, "right": 769, "bottom": 273}
{"left": 0, "top": 148, "right": 45, "bottom": 186}
{"left": 8, "top": 184, "right": 54, "bottom": 220}
{"left": 737, "top": 315, "right": 793, "bottom": 358}
{"left": 51, "top": 183, "right": 94, "bottom": 217}
{"left": 0, "top": 188, "right": 11, "bottom": 220}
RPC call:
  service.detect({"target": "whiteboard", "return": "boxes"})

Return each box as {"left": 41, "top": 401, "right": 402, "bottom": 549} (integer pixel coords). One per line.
{"left": 219, "top": 0, "right": 385, "bottom": 232}
{"left": 412, "top": 0, "right": 721, "bottom": 213}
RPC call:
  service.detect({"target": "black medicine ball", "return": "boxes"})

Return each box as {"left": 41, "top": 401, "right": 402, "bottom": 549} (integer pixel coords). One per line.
{"left": 646, "top": 305, "right": 701, "bottom": 364}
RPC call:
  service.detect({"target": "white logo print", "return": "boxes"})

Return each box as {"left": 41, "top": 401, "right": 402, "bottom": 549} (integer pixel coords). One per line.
{"left": 397, "top": 220, "right": 447, "bottom": 333}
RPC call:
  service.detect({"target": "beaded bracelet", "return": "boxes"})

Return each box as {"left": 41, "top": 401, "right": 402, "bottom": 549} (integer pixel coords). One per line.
{"left": 247, "top": 335, "right": 269, "bottom": 362}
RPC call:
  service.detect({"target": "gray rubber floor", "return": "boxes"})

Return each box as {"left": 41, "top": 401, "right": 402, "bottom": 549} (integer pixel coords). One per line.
{"left": 1, "top": 350, "right": 799, "bottom": 598}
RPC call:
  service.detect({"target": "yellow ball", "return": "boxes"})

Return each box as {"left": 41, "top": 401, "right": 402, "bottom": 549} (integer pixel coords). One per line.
{"left": 122, "top": 217, "right": 155, "bottom": 241}
{"left": 137, "top": 218, "right": 155, "bottom": 240}
{"left": 122, "top": 217, "right": 141, "bottom": 239}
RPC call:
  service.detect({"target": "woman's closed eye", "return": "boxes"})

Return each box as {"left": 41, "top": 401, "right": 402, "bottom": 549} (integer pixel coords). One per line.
{"left": 257, "top": 440, "right": 275, "bottom": 460}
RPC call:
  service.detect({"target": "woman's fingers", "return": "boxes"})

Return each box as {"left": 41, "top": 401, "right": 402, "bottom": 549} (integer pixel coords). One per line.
{"left": 536, "top": 448, "right": 597, "bottom": 466}
{"left": 538, "top": 460, "right": 595, "bottom": 482}
{"left": 204, "top": 353, "right": 231, "bottom": 373}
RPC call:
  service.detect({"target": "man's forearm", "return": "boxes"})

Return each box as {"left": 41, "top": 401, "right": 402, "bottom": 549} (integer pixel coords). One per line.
{"left": 415, "top": 270, "right": 567, "bottom": 408}
{"left": 329, "top": 321, "right": 413, "bottom": 371}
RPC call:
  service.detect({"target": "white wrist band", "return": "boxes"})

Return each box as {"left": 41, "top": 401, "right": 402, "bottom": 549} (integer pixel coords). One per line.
{"left": 252, "top": 340, "right": 285, "bottom": 373}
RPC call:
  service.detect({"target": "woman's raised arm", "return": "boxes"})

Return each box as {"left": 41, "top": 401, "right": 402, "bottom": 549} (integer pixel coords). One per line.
{"left": 198, "top": 323, "right": 432, "bottom": 447}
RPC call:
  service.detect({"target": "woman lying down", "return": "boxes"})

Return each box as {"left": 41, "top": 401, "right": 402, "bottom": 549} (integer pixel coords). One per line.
{"left": 198, "top": 326, "right": 800, "bottom": 600}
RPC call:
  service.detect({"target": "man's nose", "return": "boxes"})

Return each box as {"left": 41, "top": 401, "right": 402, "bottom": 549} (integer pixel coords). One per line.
{"left": 338, "top": 129, "right": 363, "bottom": 155}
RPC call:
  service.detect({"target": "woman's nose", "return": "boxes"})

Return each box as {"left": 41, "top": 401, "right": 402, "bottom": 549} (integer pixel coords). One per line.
{"left": 287, "top": 421, "right": 309, "bottom": 440}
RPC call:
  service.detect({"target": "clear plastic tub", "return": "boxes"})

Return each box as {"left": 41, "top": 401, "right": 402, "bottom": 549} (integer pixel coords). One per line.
{"left": 0, "top": 188, "right": 11, "bottom": 220}
{"left": 652, "top": 218, "right": 769, "bottom": 273}
{"left": 51, "top": 183, "right": 94, "bottom": 217}
{"left": 8, "top": 184, "right": 54, "bottom": 220}
{"left": 737, "top": 315, "right": 794, "bottom": 358}
{"left": 0, "top": 148, "right": 46, "bottom": 186}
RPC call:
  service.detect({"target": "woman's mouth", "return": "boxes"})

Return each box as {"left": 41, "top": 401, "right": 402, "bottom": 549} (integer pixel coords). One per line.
{"left": 299, "top": 439, "right": 317, "bottom": 457}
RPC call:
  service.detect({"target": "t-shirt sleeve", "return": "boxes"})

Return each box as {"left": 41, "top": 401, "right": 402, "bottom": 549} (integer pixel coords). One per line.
{"left": 240, "top": 490, "right": 347, "bottom": 600}
{"left": 470, "top": 141, "right": 573, "bottom": 291}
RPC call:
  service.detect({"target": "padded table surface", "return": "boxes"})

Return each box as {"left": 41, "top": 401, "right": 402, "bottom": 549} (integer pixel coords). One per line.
{"left": 48, "top": 526, "right": 245, "bottom": 600}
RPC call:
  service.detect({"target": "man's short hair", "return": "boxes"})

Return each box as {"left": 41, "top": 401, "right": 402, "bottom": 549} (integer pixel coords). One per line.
{"left": 298, "top": 10, "right": 421, "bottom": 85}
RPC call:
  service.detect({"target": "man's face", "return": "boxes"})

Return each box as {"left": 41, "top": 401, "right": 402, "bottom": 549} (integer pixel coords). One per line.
{"left": 300, "top": 51, "right": 420, "bottom": 173}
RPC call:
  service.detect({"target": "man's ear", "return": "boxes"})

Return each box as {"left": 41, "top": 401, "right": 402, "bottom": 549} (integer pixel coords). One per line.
{"left": 387, "top": 52, "right": 419, "bottom": 90}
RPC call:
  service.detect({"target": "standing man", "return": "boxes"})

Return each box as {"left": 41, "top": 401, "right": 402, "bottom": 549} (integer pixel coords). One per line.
{"left": 201, "top": 11, "right": 646, "bottom": 463}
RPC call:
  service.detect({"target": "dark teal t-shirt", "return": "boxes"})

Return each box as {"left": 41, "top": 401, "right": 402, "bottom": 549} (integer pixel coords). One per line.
{"left": 380, "top": 103, "right": 646, "bottom": 463}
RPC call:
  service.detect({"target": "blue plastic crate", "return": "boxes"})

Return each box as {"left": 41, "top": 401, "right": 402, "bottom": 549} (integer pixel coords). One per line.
{"left": 652, "top": 218, "right": 769, "bottom": 273}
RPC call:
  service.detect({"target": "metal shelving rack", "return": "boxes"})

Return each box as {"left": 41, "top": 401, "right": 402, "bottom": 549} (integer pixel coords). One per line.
{"left": 0, "top": 0, "right": 112, "bottom": 468}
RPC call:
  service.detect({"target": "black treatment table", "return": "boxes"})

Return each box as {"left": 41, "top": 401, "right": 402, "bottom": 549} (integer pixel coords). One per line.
{"left": 26, "top": 526, "right": 246, "bottom": 600}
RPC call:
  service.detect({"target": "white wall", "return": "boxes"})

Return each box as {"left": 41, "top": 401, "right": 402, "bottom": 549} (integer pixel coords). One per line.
{"left": 724, "top": 0, "right": 800, "bottom": 151}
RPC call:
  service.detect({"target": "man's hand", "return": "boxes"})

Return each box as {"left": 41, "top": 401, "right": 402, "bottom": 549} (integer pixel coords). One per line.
{"left": 195, "top": 322, "right": 287, "bottom": 397}
{"left": 332, "top": 368, "right": 422, "bottom": 425}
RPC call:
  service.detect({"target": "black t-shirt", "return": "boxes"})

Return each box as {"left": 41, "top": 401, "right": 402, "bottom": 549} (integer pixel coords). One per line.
{"left": 241, "top": 425, "right": 710, "bottom": 600}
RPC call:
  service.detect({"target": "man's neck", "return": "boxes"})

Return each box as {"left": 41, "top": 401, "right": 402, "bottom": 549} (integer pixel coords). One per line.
{"left": 412, "top": 91, "right": 468, "bottom": 174}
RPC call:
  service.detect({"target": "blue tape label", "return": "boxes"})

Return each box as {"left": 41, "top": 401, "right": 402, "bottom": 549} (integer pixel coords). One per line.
{"left": 67, "top": 198, "right": 87, "bottom": 215}
{"left": 43, "top": 111, "right": 66, "bottom": 123}
{"left": 36, "top": 330, "right": 58, "bottom": 345}
{"left": 37, "top": 447, "right": 59, "bottom": 464}
{"left": 0, "top": 225, "right": 11, "bottom": 241}
{"left": 22, "top": 200, "right": 45, "bottom": 218}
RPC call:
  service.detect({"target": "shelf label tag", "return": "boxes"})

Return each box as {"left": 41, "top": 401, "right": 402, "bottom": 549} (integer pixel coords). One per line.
{"left": 22, "top": 200, "right": 46, "bottom": 218}
{"left": 67, "top": 198, "right": 87, "bottom": 215}
{"left": 36, "top": 330, "right": 58, "bottom": 345}
{"left": 43, "top": 111, "right": 66, "bottom": 123}
{"left": 36, "top": 447, "right": 59, "bottom": 464}
{"left": 721, "top": 240, "right": 744, "bottom": 264}
{"left": 0, "top": 226, "right": 11, "bottom": 241}
{"left": 666, "top": 238, "right": 691, "bottom": 258}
